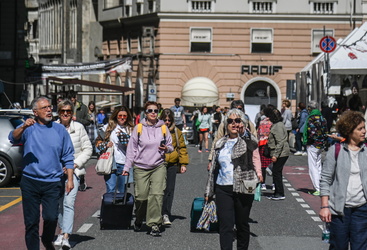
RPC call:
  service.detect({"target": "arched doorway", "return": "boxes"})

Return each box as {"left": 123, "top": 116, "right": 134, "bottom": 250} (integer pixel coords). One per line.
{"left": 181, "top": 77, "right": 219, "bottom": 107}
{"left": 241, "top": 77, "right": 281, "bottom": 122}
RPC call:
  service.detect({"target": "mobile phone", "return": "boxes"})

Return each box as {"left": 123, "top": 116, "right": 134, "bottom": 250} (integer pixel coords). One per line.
{"left": 160, "top": 138, "right": 166, "bottom": 147}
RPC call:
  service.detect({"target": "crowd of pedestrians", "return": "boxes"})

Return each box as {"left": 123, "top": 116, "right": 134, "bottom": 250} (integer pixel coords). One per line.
{"left": 9, "top": 92, "right": 367, "bottom": 250}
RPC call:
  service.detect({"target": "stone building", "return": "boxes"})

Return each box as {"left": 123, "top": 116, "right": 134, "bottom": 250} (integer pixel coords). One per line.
{"left": 99, "top": 0, "right": 367, "bottom": 117}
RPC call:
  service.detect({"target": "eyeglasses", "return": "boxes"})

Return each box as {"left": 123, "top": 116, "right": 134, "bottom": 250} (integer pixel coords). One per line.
{"left": 118, "top": 114, "right": 127, "bottom": 118}
{"left": 227, "top": 118, "right": 242, "bottom": 124}
{"left": 59, "top": 109, "right": 72, "bottom": 115}
{"left": 164, "top": 119, "right": 171, "bottom": 122}
{"left": 38, "top": 105, "right": 53, "bottom": 111}
{"left": 146, "top": 109, "right": 159, "bottom": 114}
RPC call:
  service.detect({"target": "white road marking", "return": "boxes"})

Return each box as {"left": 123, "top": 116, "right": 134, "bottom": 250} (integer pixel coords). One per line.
{"left": 306, "top": 210, "right": 316, "bottom": 215}
{"left": 288, "top": 188, "right": 296, "bottom": 191}
{"left": 92, "top": 210, "right": 100, "bottom": 217}
{"left": 77, "top": 223, "right": 93, "bottom": 233}
{"left": 300, "top": 203, "right": 310, "bottom": 208}
{"left": 296, "top": 198, "right": 305, "bottom": 202}
{"left": 312, "top": 217, "right": 322, "bottom": 222}
{"left": 291, "top": 192, "right": 300, "bottom": 196}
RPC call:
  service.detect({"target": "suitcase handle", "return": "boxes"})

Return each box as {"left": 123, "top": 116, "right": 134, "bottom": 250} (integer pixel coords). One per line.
{"left": 113, "top": 173, "right": 129, "bottom": 205}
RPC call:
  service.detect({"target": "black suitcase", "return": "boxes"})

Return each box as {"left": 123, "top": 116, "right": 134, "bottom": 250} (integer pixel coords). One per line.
{"left": 100, "top": 175, "right": 134, "bottom": 229}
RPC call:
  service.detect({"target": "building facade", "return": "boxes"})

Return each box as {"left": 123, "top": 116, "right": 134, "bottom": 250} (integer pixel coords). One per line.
{"left": 99, "top": 0, "right": 366, "bottom": 116}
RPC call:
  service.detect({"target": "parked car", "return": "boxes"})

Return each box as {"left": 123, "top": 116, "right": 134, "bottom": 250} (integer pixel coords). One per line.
{"left": 182, "top": 113, "right": 194, "bottom": 144}
{"left": 0, "top": 114, "right": 26, "bottom": 186}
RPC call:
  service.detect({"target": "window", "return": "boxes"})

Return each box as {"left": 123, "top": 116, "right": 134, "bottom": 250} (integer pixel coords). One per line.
{"left": 104, "top": 0, "right": 122, "bottom": 9}
{"left": 189, "top": 1, "right": 213, "bottom": 12}
{"left": 136, "top": 2, "right": 144, "bottom": 15}
{"left": 312, "top": 2, "right": 335, "bottom": 14}
{"left": 148, "top": 0, "right": 156, "bottom": 13}
{"left": 125, "top": 0, "right": 132, "bottom": 17}
{"left": 251, "top": 2, "right": 273, "bottom": 13}
{"left": 312, "top": 29, "right": 334, "bottom": 53}
{"left": 190, "top": 28, "right": 212, "bottom": 53}
{"left": 251, "top": 29, "right": 273, "bottom": 53}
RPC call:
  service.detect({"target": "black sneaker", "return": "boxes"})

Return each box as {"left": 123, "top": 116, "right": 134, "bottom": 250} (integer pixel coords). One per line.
{"left": 134, "top": 221, "right": 142, "bottom": 232}
{"left": 78, "top": 176, "right": 87, "bottom": 191}
{"left": 150, "top": 225, "right": 161, "bottom": 237}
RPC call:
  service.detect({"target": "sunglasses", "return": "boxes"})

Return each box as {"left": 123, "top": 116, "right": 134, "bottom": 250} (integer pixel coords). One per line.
{"left": 146, "top": 109, "right": 159, "bottom": 114}
{"left": 59, "top": 109, "right": 72, "bottom": 115}
{"left": 118, "top": 114, "right": 127, "bottom": 118}
{"left": 163, "top": 119, "right": 171, "bottom": 122}
{"left": 227, "top": 118, "right": 242, "bottom": 124}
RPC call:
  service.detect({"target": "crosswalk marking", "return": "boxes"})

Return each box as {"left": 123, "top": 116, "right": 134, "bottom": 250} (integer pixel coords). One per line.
{"left": 306, "top": 210, "right": 316, "bottom": 215}
{"left": 300, "top": 203, "right": 310, "bottom": 208}
{"left": 77, "top": 223, "right": 93, "bottom": 233}
{"left": 92, "top": 210, "right": 100, "bottom": 217}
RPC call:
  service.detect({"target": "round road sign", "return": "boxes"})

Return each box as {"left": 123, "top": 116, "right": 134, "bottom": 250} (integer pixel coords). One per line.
{"left": 319, "top": 36, "right": 337, "bottom": 53}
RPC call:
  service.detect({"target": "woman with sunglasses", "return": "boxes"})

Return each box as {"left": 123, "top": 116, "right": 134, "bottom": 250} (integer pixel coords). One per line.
{"left": 123, "top": 101, "right": 173, "bottom": 237}
{"left": 98, "top": 106, "right": 134, "bottom": 194}
{"left": 54, "top": 99, "right": 93, "bottom": 248}
{"left": 204, "top": 109, "right": 262, "bottom": 250}
{"left": 158, "top": 109, "right": 189, "bottom": 226}
{"left": 197, "top": 106, "right": 212, "bottom": 153}
{"left": 263, "top": 107, "right": 290, "bottom": 200}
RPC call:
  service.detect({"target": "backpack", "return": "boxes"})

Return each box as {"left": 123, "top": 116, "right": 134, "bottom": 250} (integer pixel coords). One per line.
{"left": 136, "top": 123, "right": 167, "bottom": 141}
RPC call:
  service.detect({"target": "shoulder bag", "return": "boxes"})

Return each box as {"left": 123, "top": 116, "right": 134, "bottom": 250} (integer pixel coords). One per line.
{"left": 95, "top": 146, "right": 114, "bottom": 175}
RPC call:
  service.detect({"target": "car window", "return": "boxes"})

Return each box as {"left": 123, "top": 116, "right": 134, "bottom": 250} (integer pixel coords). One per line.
{"left": 10, "top": 118, "right": 25, "bottom": 129}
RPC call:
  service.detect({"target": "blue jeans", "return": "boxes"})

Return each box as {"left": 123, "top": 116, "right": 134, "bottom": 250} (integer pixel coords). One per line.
{"left": 58, "top": 174, "right": 80, "bottom": 235}
{"left": 104, "top": 164, "right": 133, "bottom": 193}
{"left": 295, "top": 132, "right": 306, "bottom": 152}
{"left": 330, "top": 203, "right": 367, "bottom": 250}
{"left": 20, "top": 176, "right": 63, "bottom": 250}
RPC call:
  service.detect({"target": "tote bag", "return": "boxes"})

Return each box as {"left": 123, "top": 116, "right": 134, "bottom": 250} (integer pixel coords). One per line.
{"left": 95, "top": 147, "right": 114, "bottom": 175}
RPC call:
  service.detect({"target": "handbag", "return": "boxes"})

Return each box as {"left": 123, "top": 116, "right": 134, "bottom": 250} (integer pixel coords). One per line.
{"left": 239, "top": 170, "right": 259, "bottom": 194}
{"left": 254, "top": 183, "right": 261, "bottom": 201}
{"left": 95, "top": 146, "right": 114, "bottom": 175}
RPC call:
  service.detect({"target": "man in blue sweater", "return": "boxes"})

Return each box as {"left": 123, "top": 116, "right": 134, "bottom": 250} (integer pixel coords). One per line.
{"left": 8, "top": 96, "right": 74, "bottom": 250}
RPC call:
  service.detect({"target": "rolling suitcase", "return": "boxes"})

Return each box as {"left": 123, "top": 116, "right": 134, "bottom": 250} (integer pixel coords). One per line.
{"left": 190, "top": 197, "right": 219, "bottom": 232}
{"left": 100, "top": 175, "right": 134, "bottom": 229}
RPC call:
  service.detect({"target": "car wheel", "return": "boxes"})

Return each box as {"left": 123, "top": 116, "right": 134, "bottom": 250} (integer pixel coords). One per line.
{"left": 0, "top": 157, "right": 13, "bottom": 187}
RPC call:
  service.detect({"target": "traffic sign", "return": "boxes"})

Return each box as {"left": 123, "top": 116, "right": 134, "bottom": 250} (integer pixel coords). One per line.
{"left": 319, "top": 36, "right": 336, "bottom": 53}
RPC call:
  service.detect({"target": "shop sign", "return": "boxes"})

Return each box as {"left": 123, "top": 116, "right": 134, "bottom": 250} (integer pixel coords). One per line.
{"left": 241, "top": 65, "right": 282, "bottom": 75}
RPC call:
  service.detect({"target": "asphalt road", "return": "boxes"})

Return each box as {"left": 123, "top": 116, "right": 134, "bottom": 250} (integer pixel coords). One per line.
{"left": 0, "top": 143, "right": 329, "bottom": 250}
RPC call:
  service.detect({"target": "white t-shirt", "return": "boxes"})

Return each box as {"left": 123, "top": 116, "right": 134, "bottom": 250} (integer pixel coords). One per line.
{"left": 345, "top": 149, "right": 366, "bottom": 207}
{"left": 216, "top": 138, "right": 238, "bottom": 186}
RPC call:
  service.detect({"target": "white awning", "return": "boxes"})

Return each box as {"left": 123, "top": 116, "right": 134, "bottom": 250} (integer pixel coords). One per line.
{"left": 181, "top": 77, "right": 219, "bottom": 106}
{"left": 330, "top": 22, "right": 367, "bottom": 75}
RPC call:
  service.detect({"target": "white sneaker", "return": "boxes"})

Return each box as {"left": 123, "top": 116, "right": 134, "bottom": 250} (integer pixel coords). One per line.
{"left": 294, "top": 151, "right": 303, "bottom": 156}
{"left": 272, "top": 184, "right": 275, "bottom": 191}
{"left": 302, "top": 151, "right": 308, "bottom": 156}
{"left": 54, "top": 234, "right": 63, "bottom": 246}
{"left": 261, "top": 184, "right": 267, "bottom": 191}
{"left": 163, "top": 214, "right": 172, "bottom": 226}
{"left": 62, "top": 237, "right": 71, "bottom": 250}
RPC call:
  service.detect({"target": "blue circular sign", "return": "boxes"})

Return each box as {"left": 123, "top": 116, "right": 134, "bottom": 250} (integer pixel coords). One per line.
{"left": 319, "top": 36, "right": 336, "bottom": 53}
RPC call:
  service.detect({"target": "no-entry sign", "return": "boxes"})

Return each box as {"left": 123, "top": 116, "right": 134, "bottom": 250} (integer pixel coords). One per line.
{"left": 319, "top": 36, "right": 337, "bottom": 53}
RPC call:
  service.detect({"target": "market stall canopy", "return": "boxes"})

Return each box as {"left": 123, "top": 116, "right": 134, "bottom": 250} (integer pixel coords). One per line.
{"left": 330, "top": 22, "right": 367, "bottom": 75}
{"left": 181, "top": 77, "right": 219, "bottom": 106}
{"left": 47, "top": 77, "right": 134, "bottom": 96}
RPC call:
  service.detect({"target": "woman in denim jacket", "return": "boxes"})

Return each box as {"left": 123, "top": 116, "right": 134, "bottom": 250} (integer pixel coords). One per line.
{"left": 319, "top": 111, "right": 367, "bottom": 250}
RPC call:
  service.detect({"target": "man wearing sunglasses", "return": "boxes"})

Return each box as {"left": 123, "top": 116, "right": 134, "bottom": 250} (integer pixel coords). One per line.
{"left": 8, "top": 96, "right": 75, "bottom": 250}
{"left": 170, "top": 98, "right": 186, "bottom": 131}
